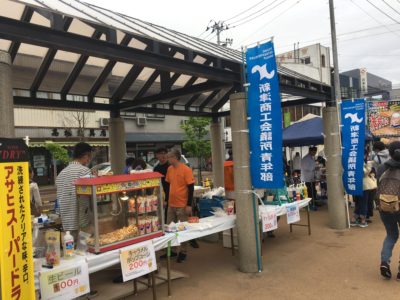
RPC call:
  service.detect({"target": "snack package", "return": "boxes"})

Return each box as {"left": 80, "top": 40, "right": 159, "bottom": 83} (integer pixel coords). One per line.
{"left": 128, "top": 197, "right": 136, "bottom": 213}
{"left": 151, "top": 195, "right": 158, "bottom": 212}
{"left": 138, "top": 217, "right": 146, "bottom": 235}
{"left": 145, "top": 197, "right": 152, "bottom": 213}
{"left": 224, "top": 201, "right": 235, "bottom": 216}
{"left": 75, "top": 231, "right": 92, "bottom": 256}
{"left": 151, "top": 216, "right": 159, "bottom": 232}
{"left": 145, "top": 217, "right": 152, "bottom": 234}
{"left": 137, "top": 197, "right": 145, "bottom": 214}
{"left": 44, "top": 231, "right": 60, "bottom": 266}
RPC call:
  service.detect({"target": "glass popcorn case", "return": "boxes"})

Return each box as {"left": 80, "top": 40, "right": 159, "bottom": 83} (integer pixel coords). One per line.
{"left": 74, "top": 172, "right": 164, "bottom": 253}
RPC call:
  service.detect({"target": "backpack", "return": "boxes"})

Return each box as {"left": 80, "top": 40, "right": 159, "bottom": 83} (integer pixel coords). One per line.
{"left": 377, "top": 168, "right": 400, "bottom": 213}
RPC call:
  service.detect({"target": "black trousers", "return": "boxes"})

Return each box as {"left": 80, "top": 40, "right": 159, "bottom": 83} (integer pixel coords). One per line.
{"left": 306, "top": 182, "right": 317, "bottom": 206}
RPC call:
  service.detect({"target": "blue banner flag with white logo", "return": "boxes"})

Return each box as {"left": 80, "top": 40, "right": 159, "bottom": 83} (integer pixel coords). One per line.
{"left": 341, "top": 98, "right": 366, "bottom": 196}
{"left": 246, "top": 41, "right": 283, "bottom": 188}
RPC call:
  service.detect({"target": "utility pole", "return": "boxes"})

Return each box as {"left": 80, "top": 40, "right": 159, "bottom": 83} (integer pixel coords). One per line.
{"left": 325, "top": 0, "right": 348, "bottom": 230}
{"left": 207, "top": 20, "right": 230, "bottom": 46}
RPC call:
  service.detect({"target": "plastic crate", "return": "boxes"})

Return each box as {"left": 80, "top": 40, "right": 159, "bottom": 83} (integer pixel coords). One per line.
{"left": 198, "top": 196, "right": 225, "bottom": 218}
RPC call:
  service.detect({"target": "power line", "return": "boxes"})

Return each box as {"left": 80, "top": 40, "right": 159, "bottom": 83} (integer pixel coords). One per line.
{"left": 350, "top": 0, "right": 400, "bottom": 37}
{"left": 365, "top": 0, "right": 400, "bottom": 25}
{"left": 223, "top": 0, "right": 265, "bottom": 23}
{"left": 237, "top": 0, "right": 303, "bottom": 46}
{"left": 227, "top": 0, "right": 282, "bottom": 26}
{"left": 381, "top": 0, "right": 400, "bottom": 18}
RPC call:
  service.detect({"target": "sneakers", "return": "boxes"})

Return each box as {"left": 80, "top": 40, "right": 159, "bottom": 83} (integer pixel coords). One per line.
{"left": 159, "top": 251, "right": 177, "bottom": 260}
{"left": 358, "top": 222, "right": 368, "bottom": 228}
{"left": 177, "top": 252, "right": 187, "bottom": 263}
{"left": 380, "top": 262, "right": 392, "bottom": 279}
{"left": 350, "top": 220, "right": 359, "bottom": 227}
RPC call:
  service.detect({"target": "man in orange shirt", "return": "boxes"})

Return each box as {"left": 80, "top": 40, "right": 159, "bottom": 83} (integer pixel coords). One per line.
{"left": 165, "top": 149, "right": 195, "bottom": 263}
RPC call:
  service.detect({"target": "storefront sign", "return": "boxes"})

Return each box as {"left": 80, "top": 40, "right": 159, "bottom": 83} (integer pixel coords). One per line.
{"left": 261, "top": 210, "right": 278, "bottom": 232}
{"left": 76, "top": 178, "right": 160, "bottom": 195}
{"left": 341, "top": 99, "right": 366, "bottom": 196}
{"left": 286, "top": 202, "right": 300, "bottom": 224}
{"left": 0, "top": 138, "right": 35, "bottom": 300}
{"left": 39, "top": 261, "right": 90, "bottom": 300}
{"left": 246, "top": 40, "right": 283, "bottom": 188}
{"left": 120, "top": 240, "right": 157, "bottom": 282}
{"left": 367, "top": 100, "right": 400, "bottom": 137}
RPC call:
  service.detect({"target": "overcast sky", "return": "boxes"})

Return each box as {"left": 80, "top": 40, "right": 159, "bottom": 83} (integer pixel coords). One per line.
{"left": 85, "top": 0, "right": 400, "bottom": 85}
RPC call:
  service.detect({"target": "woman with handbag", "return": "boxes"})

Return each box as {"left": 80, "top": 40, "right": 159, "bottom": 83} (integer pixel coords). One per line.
{"left": 376, "top": 141, "right": 400, "bottom": 280}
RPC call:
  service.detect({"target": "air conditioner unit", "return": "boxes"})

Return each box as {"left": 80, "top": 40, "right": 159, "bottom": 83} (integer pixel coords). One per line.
{"left": 137, "top": 117, "right": 147, "bottom": 126}
{"left": 180, "top": 119, "right": 188, "bottom": 125}
{"left": 100, "top": 118, "right": 109, "bottom": 127}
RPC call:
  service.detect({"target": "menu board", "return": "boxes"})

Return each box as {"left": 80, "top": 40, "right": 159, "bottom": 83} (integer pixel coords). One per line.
{"left": 367, "top": 101, "right": 400, "bottom": 137}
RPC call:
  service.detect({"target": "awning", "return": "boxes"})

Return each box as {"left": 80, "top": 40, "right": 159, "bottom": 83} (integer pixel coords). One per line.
{"left": 29, "top": 141, "right": 109, "bottom": 147}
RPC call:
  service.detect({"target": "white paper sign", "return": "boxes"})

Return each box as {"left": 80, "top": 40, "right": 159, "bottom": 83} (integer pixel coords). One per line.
{"left": 286, "top": 202, "right": 300, "bottom": 224}
{"left": 120, "top": 240, "right": 157, "bottom": 282}
{"left": 261, "top": 210, "right": 278, "bottom": 232}
{"left": 39, "top": 260, "right": 90, "bottom": 300}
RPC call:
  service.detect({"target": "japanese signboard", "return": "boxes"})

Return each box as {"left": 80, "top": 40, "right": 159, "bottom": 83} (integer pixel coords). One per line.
{"left": 367, "top": 100, "right": 400, "bottom": 137}
{"left": 76, "top": 178, "right": 160, "bottom": 195}
{"left": 39, "top": 261, "right": 90, "bottom": 300}
{"left": 286, "top": 202, "right": 300, "bottom": 224}
{"left": 120, "top": 240, "right": 157, "bottom": 282}
{"left": 341, "top": 99, "right": 366, "bottom": 196}
{"left": 0, "top": 138, "right": 35, "bottom": 300}
{"left": 246, "top": 40, "right": 284, "bottom": 188}
{"left": 261, "top": 210, "right": 278, "bottom": 232}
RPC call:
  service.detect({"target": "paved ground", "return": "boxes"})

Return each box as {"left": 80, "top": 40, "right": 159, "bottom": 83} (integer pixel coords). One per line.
{"left": 88, "top": 205, "right": 400, "bottom": 300}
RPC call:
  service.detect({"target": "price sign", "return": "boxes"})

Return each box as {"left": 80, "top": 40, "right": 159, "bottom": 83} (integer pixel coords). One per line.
{"left": 39, "top": 261, "right": 90, "bottom": 300}
{"left": 120, "top": 240, "right": 157, "bottom": 282}
{"left": 261, "top": 210, "right": 278, "bottom": 232}
{"left": 286, "top": 202, "right": 300, "bottom": 224}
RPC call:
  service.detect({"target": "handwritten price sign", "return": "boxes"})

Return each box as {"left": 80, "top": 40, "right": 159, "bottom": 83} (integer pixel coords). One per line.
{"left": 120, "top": 240, "right": 157, "bottom": 282}
{"left": 286, "top": 202, "right": 300, "bottom": 224}
{"left": 261, "top": 210, "right": 278, "bottom": 232}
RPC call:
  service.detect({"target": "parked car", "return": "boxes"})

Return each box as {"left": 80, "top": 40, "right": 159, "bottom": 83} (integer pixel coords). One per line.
{"left": 91, "top": 162, "right": 153, "bottom": 176}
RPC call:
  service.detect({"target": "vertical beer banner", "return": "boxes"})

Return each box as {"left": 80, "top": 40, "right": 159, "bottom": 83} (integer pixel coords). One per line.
{"left": 246, "top": 41, "right": 284, "bottom": 188}
{"left": 341, "top": 99, "right": 366, "bottom": 195}
{"left": 0, "top": 138, "right": 35, "bottom": 299}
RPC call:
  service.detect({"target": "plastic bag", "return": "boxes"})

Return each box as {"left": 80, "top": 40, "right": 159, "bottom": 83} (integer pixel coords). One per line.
{"left": 75, "top": 231, "right": 92, "bottom": 256}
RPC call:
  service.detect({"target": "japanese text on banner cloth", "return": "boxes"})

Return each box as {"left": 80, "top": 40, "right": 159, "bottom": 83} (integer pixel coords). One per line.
{"left": 341, "top": 99, "right": 366, "bottom": 196}
{"left": 0, "top": 138, "right": 35, "bottom": 300}
{"left": 246, "top": 41, "right": 283, "bottom": 188}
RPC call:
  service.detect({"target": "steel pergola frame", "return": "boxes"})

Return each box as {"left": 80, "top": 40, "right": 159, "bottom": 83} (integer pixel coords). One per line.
{"left": 0, "top": 0, "right": 332, "bottom": 118}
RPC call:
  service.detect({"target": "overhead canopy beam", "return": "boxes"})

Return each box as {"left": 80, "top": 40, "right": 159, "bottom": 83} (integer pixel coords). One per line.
{"left": 199, "top": 89, "right": 221, "bottom": 111}
{"left": 125, "top": 106, "right": 213, "bottom": 117}
{"left": 111, "top": 65, "right": 145, "bottom": 102}
{"left": 212, "top": 87, "right": 236, "bottom": 113}
{"left": 0, "top": 16, "right": 241, "bottom": 83}
{"left": 119, "top": 81, "right": 228, "bottom": 110}
{"left": 87, "top": 34, "right": 133, "bottom": 101}
{"left": 14, "top": 96, "right": 115, "bottom": 111}
{"left": 8, "top": 6, "right": 34, "bottom": 62}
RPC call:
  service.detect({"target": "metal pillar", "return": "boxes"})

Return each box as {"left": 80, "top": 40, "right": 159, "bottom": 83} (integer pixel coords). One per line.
{"left": 323, "top": 107, "right": 347, "bottom": 229}
{"left": 210, "top": 117, "right": 225, "bottom": 188}
{"left": 230, "top": 92, "right": 261, "bottom": 273}
{"left": 109, "top": 116, "right": 126, "bottom": 175}
{"left": 0, "top": 51, "right": 15, "bottom": 137}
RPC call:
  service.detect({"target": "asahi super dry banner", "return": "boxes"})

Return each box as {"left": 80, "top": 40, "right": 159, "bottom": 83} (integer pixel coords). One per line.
{"left": 0, "top": 138, "right": 35, "bottom": 300}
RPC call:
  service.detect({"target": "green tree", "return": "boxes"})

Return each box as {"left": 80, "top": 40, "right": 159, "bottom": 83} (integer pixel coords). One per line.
{"left": 45, "top": 143, "right": 70, "bottom": 181}
{"left": 181, "top": 117, "right": 211, "bottom": 185}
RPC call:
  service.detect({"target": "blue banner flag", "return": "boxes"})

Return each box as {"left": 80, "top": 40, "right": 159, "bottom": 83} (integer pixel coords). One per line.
{"left": 341, "top": 98, "right": 366, "bottom": 196}
{"left": 246, "top": 41, "right": 283, "bottom": 188}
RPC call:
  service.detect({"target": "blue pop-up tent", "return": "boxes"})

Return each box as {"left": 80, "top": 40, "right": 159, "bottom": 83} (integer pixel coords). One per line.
{"left": 282, "top": 115, "right": 373, "bottom": 147}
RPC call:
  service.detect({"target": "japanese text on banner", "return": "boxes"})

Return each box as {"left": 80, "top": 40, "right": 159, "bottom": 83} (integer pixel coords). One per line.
{"left": 246, "top": 41, "right": 283, "bottom": 188}
{"left": 341, "top": 99, "right": 366, "bottom": 196}
{"left": 0, "top": 138, "right": 35, "bottom": 300}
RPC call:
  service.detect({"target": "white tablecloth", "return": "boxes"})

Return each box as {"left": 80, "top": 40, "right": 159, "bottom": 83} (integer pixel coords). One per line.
{"left": 34, "top": 215, "right": 236, "bottom": 290}
{"left": 258, "top": 198, "right": 311, "bottom": 218}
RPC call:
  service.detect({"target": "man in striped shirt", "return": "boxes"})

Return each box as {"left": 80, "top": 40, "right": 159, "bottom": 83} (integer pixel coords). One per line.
{"left": 56, "top": 142, "right": 93, "bottom": 241}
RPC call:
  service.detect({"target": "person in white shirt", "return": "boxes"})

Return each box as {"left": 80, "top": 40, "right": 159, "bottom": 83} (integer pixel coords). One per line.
{"left": 292, "top": 152, "right": 301, "bottom": 173}
{"left": 301, "top": 146, "right": 318, "bottom": 209}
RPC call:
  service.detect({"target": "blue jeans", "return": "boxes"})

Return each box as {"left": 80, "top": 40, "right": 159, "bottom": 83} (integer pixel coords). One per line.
{"left": 354, "top": 190, "right": 369, "bottom": 218}
{"left": 380, "top": 211, "right": 400, "bottom": 263}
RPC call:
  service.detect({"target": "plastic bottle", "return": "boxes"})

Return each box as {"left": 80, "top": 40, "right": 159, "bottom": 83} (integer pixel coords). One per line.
{"left": 303, "top": 183, "right": 308, "bottom": 198}
{"left": 295, "top": 185, "right": 301, "bottom": 201}
{"left": 63, "top": 231, "right": 75, "bottom": 259}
